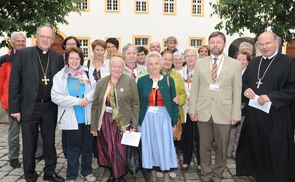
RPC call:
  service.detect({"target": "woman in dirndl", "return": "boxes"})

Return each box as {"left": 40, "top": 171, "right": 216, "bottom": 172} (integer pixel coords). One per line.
{"left": 137, "top": 51, "right": 179, "bottom": 182}
{"left": 90, "top": 55, "right": 140, "bottom": 182}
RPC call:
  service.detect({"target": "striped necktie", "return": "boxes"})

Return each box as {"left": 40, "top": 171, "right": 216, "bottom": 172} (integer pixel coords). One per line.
{"left": 211, "top": 57, "right": 218, "bottom": 82}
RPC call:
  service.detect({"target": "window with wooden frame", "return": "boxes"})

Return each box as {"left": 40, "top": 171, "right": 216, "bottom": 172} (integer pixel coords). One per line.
{"left": 133, "top": 35, "right": 151, "bottom": 48}
{"left": 77, "top": 37, "right": 91, "bottom": 59}
{"left": 163, "top": 0, "right": 177, "bottom": 15}
{"left": 77, "top": 0, "right": 89, "bottom": 11}
{"left": 105, "top": 0, "right": 120, "bottom": 13}
{"left": 135, "top": 0, "right": 149, "bottom": 14}
{"left": 192, "top": 0, "right": 204, "bottom": 16}
{"left": 189, "top": 37, "right": 205, "bottom": 48}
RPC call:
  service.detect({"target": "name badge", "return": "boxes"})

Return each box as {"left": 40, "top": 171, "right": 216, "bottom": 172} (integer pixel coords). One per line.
{"left": 209, "top": 83, "right": 220, "bottom": 91}
{"left": 105, "top": 106, "right": 112, "bottom": 113}
{"left": 148, "top": 106, "right": 158, "bottom": 113}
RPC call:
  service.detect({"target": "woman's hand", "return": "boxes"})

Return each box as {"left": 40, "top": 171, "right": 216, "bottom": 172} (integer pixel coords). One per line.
{"left": 91, "top": 131, "right": 97, "bottom": 136}
{"left": 173, "top": 96, "right": 179, "bottom": 104}
{"left": 78, "top": 97, "right": 89, "bottom": 106}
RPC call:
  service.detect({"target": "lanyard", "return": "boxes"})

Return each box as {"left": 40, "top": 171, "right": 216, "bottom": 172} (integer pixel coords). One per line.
{"left": 68, "top": 78, "right": 81, "bottom": 97}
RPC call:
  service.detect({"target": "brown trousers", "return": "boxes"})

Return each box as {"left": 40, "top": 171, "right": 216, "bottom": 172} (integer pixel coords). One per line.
{"left": 197, "top": 117, "right": 230, "bottom": 181}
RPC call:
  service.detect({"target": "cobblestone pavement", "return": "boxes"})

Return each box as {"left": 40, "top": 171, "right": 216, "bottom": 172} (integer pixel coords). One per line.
{"left": 0, "top": 122, "right": 254, "bottom": 182}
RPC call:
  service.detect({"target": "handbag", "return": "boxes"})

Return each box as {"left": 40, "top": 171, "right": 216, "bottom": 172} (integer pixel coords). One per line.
{"left": 125, "top": 122, "right": 140, "bottom": 176}
{"left": 126, "top": 145, "right": 140, "bottom": 176}
{"left": 173, "top": 114, "right": 182, "bottom": 141}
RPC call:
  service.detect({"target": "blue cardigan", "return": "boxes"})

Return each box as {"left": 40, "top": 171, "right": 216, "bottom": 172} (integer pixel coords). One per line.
{"left": 137, "top": 75, "right": 179, "bottom": 126}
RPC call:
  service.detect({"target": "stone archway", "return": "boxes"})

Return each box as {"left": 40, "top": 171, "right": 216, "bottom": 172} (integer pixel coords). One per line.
{"left": 228, "top": 37, "right": 255, "bottom": 58}
{"left": 286, "top": 39, "right": 295, "bottom": 59}
{"left": 51, "top": 34, "right": 65, "bottom": 55}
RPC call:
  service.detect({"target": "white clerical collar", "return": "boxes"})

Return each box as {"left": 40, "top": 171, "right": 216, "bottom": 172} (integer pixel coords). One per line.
{"left": 262, "top": 50, "right": 278, "bottom": 60}
{"left": 37, "top": 46, "right": 48, "bottom": 54}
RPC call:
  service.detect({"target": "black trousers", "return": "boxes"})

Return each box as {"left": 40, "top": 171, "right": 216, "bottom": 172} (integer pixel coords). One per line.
{"left": 21, "top": 102, "right": 57, "bottom": 182}
{"left": 181, "top": 114, "right": 201, "bottom": 166}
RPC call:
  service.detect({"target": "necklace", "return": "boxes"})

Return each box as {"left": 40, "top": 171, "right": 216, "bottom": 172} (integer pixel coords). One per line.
{"left": 256, "top": 55, "right": 277, "bottom": 89}
{"left": 36, "top": 51, "right": 50, "bottom": 85}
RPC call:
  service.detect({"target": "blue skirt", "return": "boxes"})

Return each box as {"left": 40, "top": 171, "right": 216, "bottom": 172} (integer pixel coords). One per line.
{"left": 141, "top": 106, "right": 178, "bottom": 171}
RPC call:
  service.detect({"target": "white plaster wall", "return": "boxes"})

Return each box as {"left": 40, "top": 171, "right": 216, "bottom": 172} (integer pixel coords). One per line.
{"left": 1, "top": 0, "right": 255, "bottom": 56}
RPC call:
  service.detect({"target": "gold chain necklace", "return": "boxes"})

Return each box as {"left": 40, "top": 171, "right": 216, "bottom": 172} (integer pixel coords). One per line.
{"left": 36, "top": 50, "right": 50, "bottom": 85}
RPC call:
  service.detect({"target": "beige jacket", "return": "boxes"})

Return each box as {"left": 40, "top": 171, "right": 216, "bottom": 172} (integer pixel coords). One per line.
{"left": 189, "top": 55, "right": 242, "bottom": 124}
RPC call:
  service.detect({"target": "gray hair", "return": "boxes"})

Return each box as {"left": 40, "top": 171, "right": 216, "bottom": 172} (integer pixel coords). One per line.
{"left": 166, "top": 36, "right": 178, "bottom": 44}
{"left": 146, "top": 51, "right": 163, "bottom": 65}
{"left": 36, "top": 24, "right": 55, "bottom": 39}
{"left": 109, "top": 55, "right": 125, "bottom": 67}
{"left": 122, "top": 43, "right": 138, "bottom": 55}
{"left": 184, "top": 47, "right": 198, "bottom": 57}
{"left": 11, "top": 32, "right": 26, "bottom": 41}
{"left": 239, "top": 42, "right": 253, "bottom": 51}
{"left": 10, "top": 32, "right": 26, "bottom": 47}
{"left": 173, "top": 51, "right": 183, "bottom": 59}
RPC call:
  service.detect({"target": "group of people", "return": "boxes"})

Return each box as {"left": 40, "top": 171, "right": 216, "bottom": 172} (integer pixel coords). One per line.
{"left": 0, "top": 24, "right": 295, "bottom": 182}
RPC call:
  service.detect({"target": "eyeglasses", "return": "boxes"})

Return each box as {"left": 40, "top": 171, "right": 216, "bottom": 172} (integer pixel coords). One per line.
{"left": 38, "top": 35, "right": 53, "bottom": 40}
{"left": 66, "top": 43, "right": 77, "bottom": 46}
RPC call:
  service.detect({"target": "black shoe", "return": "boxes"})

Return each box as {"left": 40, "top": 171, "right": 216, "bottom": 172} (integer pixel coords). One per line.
{"left": 43, "top": 173, "right": 65, "bottom": 182}
{"left": 35, "top": 155, "right": 44, "bottom": 162}
{"left": 106, "top": 177, "right": 113, "bottom": 182}
{"left": 10, "top": 159, "right": 21, "bottom": 168}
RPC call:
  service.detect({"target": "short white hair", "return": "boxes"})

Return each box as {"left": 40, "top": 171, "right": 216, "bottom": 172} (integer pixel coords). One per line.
{"left": 109, "top": 55, "right": 125, "bottom": 67}
{"left": 173, "top": 51, "right": 183, "bottom": 59}
{"left": 145, "top": 51, "right": 162, "bottom": 65}
{"left": 184, "top": 47, "right": 198, "bottom": 57}
{"left": 36, "top": 24, "right": 55, "bottom": 39}
{"left": 239, "top": 42, "right": 253, "bottom": 51}
{"left": 10, "top": 32, "right": 26, "bottom": 47}
{"left": 122, "top": 43, "right": 137, "bottom": 55}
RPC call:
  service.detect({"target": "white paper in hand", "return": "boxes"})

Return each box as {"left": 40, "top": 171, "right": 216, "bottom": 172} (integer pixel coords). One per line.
{"left": 248, "top": 95, "right": 272, "bottom": 114}
{"left": 121, "top": 131, "right": 141, "bottom": 147}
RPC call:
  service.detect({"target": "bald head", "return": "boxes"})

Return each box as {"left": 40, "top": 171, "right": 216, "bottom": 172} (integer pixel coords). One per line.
{"left": 149, "top": 41, "right": 161, "bottom": 53}
{"left": 257, "top": 32, "right": 278, "bottom": 58}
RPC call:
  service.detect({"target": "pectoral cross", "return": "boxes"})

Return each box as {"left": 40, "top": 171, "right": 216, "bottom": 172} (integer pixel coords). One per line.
{"left": 42, "top": 75, "right": 50, "bottom": 85}
{"left": 256, "top": 79, "right": 263, "bottom": 89}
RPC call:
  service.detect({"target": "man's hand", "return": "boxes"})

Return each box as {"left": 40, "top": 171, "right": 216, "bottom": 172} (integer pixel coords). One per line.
{"left": 257, "top": 95, "right": 270, "bottom": 106}
{"left": 190, "top": 114, "right": 198, "bottom": 122}
{"left": 244, "top": 88, "right": 256, "bottom": 99}
{"left": 11, "top": 113, "right": 21, "bottom": 122}
{"left": 231, "top": 119, "right": 240, "bottom": 125}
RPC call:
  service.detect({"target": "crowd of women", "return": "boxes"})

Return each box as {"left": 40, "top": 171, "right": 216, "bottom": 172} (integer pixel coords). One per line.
{"left": 51, "top": 35, "right": 251, "bottom": 182}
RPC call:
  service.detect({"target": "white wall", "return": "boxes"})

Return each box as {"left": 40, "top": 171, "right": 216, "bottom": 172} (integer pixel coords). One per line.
{"left": 1, "top": 0, "right": 254, "bottom": 56}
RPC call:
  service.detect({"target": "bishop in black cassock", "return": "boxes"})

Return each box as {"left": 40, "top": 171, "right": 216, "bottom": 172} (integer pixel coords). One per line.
{"left": 236, "top": 32, "right": 295, "bottom": 182}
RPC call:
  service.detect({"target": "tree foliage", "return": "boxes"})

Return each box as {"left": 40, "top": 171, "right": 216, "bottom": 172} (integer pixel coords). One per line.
{"left": 0, "top": 0, "right": 82, "bottom": 48}
{"left": 211, "top": 0, "right": 295, "bottom": 42}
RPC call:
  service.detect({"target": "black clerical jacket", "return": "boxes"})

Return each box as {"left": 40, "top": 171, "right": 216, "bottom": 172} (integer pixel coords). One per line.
{"left": 9, "top": 46, "right": 64, "bottom": 122}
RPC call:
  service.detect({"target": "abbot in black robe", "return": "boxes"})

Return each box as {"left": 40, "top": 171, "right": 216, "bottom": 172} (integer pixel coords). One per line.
{"left": 236, "top": 53, "right": 295, "bottom": 182}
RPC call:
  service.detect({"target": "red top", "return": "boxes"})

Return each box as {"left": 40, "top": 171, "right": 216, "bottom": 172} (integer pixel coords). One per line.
{"left": 0, "top": 51, "right": 12, "bottom": 110}
{"left": 148, "top": 88, "right": 165, "bottom": 106}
